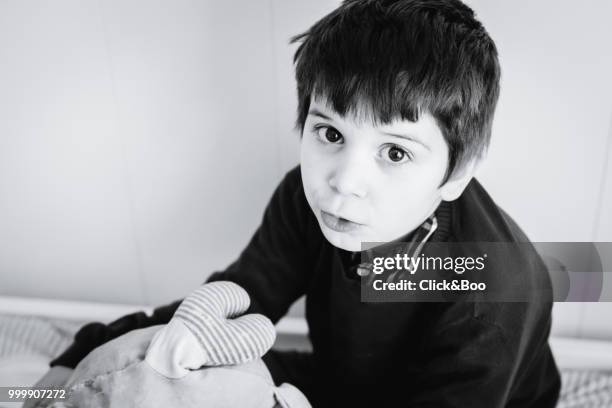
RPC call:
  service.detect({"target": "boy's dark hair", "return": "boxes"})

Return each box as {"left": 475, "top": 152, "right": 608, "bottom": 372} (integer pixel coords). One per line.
{"left": 292, "top": 0, "right": 501, "bottom": 182}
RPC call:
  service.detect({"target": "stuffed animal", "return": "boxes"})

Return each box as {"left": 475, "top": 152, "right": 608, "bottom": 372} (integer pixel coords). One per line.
{"left": 49, "top": 281, "right": 310, "bottom": 408}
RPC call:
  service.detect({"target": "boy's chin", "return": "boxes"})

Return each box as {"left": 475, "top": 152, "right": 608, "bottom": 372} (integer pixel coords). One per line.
{"left": 320, "top": 228, "right": 364, "bottom": 252}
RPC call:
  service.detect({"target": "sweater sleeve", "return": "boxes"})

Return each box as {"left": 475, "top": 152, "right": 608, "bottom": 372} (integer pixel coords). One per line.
{"left": 205, "top": 167, "right": 313, "bottom": 322}
{"left": 50, "top": 167, "right": 312, "bottom": 369}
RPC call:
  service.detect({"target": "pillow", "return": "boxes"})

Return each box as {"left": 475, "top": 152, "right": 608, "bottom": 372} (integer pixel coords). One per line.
{"left": 50, "top": 282, "right": 310, "bottom": 408}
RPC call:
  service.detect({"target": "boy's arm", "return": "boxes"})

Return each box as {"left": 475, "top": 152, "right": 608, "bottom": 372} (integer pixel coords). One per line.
{"left": 205, "top": 167, "right": 313, "bottom": 322}
{"left": 50, "top": 167, "right": 312, "bottom": 369}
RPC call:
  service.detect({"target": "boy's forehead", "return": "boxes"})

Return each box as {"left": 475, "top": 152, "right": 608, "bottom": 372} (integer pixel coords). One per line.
{"left": 308, "top": 94, "right": 442, "bottom": 143}
{"left": 309, "top": 94, "right": 394, "bottom": 126}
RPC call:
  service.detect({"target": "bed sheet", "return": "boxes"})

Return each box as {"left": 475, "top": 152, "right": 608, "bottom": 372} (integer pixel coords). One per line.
{"left": 0, "top": 315, "right": 82, "bottom": 408}
{"left": 1, "top": 314, "right": 611, "bottom": 407}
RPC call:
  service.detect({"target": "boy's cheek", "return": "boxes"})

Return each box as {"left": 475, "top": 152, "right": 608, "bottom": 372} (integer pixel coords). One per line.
{"left": 300, "top": 160, "right": 326, "bottom": 199}
{"left": 300, "top": 167, "right": 321, "bottom": 217}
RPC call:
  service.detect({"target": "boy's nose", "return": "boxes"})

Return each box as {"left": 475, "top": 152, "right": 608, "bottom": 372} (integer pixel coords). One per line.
{"left": 328, "top": 156, "right": 368, "bottom": 198}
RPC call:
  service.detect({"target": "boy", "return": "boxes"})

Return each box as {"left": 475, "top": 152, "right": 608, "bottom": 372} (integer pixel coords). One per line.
{"left": 34, "top": 0, "right": 561, "bottom": 406}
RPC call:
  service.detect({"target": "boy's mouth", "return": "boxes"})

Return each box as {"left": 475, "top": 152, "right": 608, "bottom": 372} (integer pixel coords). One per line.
{"left": 320, "top": 210, "right": 362, "bottom": 233}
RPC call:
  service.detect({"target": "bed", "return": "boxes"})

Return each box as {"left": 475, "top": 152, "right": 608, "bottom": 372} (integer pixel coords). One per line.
{"left": 0, "top": 297, "right": 611, "bottom": 408}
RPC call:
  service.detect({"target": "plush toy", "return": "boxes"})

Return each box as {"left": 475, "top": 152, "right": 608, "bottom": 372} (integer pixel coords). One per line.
{"left": 49, "top": 281, "right": 310, "bottom": 408}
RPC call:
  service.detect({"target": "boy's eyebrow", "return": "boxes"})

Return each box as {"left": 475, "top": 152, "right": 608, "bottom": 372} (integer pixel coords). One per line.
{"left": 307, "top": 108, "right": 333, "bottom": 121}
{"left": 381, "top": 131, "right": 431, "bottom": 151}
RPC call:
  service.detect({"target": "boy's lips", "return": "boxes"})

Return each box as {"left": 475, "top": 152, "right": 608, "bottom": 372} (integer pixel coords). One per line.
{"left": 320, "top": 210, "right": 363, "bottom": 233}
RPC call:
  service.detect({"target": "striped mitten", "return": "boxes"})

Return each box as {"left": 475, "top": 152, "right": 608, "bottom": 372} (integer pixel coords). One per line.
{"left": 145, "top": 281, "right": 276, "bottom": 378}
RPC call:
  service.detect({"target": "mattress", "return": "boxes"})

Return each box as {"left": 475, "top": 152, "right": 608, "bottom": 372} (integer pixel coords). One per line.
{"left": 0, "top": 314, "right": 611, "bottom": 407}
{"left": 0, "top": 315, "right": 83, "bottom": 407}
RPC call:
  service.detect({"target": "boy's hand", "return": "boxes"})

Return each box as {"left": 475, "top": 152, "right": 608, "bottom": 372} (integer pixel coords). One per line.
{"left": 22, "top": 366, "right": 73, "bottom": 408}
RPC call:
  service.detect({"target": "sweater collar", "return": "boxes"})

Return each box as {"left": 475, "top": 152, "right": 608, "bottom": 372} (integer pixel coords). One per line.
{"left": 341, "top": 200, "right": 452, "bottom": 278}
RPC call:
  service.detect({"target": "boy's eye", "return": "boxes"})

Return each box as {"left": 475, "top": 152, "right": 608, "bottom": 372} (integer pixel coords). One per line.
{"left": 381, "top": 145, "right": 412, "bottom": 164}
{"left": 315, "top": 125, "right": 344, "bottom": 144}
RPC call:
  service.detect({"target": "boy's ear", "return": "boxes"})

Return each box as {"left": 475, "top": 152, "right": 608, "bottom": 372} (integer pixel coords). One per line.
{"left": 439, "top": 159, "right": 480, "bottom": 202}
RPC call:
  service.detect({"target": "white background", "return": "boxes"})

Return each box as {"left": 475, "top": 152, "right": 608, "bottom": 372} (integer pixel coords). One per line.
{"left": 0, "top": 0, "right": 611, "bottom": 339}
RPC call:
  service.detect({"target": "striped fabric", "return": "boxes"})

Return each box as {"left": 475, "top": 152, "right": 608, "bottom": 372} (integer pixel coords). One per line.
{"left": 173, "top": 281, "right": 276, "bottom": 366}
{"left": 558, "top": 369, "right": 612, "bottom": 407}
{"left": 0, "top": 314, "right": 80, "bottom": 359}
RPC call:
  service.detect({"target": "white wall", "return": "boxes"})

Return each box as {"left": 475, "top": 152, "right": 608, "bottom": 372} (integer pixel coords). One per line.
{"left": 0, "top": 1, "right": 611, "bottom": 338}
{"left": 0, "top": 0, "right": 337, "bottom": 306}
{"left": 467, "top": 0, "right": 612, "bottom": 340}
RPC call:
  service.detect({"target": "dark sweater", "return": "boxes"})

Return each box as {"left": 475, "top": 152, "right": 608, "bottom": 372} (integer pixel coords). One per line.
{"left": 51, "top": 166, "right": 560, "bottom": 407}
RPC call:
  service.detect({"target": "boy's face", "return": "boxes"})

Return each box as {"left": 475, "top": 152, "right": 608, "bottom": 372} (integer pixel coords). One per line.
{"left": 300, "top": 96, "right": 451, "bottom": 252}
